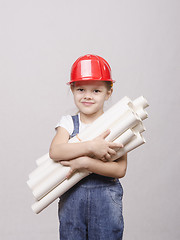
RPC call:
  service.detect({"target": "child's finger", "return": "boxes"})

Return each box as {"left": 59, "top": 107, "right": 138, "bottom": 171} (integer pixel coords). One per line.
{"left": 109, "top": 142, "right": 124, "bottom": 149}
{"left": 105, "top": 153, "right": 112, "bottom": 161}
{"left": 60, "top": 161, "right": 70, "bottom": 166}
{"left": 98, "top": 129, "right": 111, "bottom": 139}
{"left": 66, "top": 169, "right": 74, "bottom": 179}
{"left": 101, "top": 157, "right": 106, "bottom": 162}
{"left": 108, "top": 148, "right": 117, "bottom": 156}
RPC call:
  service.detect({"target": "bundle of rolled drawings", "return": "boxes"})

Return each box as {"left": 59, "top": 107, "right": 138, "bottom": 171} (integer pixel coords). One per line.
{"left": 27, "top": 96, "right": 149, "bottom": 214}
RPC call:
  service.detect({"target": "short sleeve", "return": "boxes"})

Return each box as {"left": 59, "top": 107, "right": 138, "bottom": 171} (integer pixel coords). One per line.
{"left": 55, "top": 115, "right": 74, "bottom": 136}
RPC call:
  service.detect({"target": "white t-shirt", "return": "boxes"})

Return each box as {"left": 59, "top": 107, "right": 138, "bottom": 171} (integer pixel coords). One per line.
{"left": 55, "top": 113, "right": 90, "bottom": 135}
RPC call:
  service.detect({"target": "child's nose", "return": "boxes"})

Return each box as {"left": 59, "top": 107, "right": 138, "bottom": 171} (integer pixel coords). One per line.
{"left": 83, "top": 91, "right": 92, "bottom": 99}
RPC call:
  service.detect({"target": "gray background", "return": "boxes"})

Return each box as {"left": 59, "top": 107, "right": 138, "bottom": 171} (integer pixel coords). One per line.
{"left": 0, "top": 0, "right": 180, "bottom": 239}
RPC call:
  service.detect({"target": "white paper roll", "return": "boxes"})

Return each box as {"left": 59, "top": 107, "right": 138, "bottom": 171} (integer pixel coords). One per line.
{"left": 32, "top": 130, "right": 146, "bottom": 213}
{"left": 28, "top": 96, "right": 149, "bottom": 214}
{"left": 113, "top": 129, "right": 135, "bottom": 145}
{"left": 31, "top": 131, "right": 144, "bottom": 214}
{"left": 105, "top": 110, "right": 141, "bottom": 141}
{"left": 32, "top": 170, "right": 90, "bottom": 214}
{"left": 78, "top": 97, "right": 132, "bottom": 141}
{"left": 27, "top": 162, "right": 62, "bottom": 190}
{"left": 112, "top": 132, "right": 145, "bottom": 160}
{"left": 28, "top": 102, "right": 133, "bottom": 196}
{"left": 132, "top": 122, "right": 146, "bottom": 133}
{"left": 132, "top": 96, "right": 149, "bottom": 110}
{"left": 29, "top": 97, "right": 138, "bottom": 184}
{"left": 32, "top": 109, "right": 140, "bottom": 201}
{"left": 29, "top": 158, "right": 54, "bottom": 179}
{"left": 36, "top": 153, "right": 50, "bottom": 166}
{"left": 136, "top": 108, "right": 148, "bottom": 121}
{"left": 32, "top": 165, "right": 70, "bottom": 200}
{"left": 80, "top": 104, "right": 131, "bottom": 141}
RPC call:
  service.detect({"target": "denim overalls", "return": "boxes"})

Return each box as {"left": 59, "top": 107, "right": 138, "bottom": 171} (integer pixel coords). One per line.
{"left": 58, "top": 115, "right": 124, "bottom": 240}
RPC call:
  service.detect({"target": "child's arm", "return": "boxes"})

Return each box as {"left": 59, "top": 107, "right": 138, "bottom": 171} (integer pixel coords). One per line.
{"left": 60, "top": 154, "right": 127, "bottom": 179}
{"left": 49, "top": 127, "right": 123, "bottom": 162}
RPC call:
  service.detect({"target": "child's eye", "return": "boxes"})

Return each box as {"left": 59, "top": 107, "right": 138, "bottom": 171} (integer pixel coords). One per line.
{"left": 94, "top": 89, "right": 100, "bottom": 93}
{"left": 77, "top": 88, "right": 84, "bottom": 92}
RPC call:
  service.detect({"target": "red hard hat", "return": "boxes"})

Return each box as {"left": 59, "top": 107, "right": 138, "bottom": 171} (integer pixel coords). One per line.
{"left": 67, "top": 54, "right": 115, "bottom": 85}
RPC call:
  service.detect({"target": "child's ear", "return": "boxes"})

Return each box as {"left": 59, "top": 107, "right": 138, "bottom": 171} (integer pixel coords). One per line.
{"left": 70, "top": 85, "right": 74, "bottom": 93}
{"left": 105, "top": 88, "right": 113, "bottom": 100}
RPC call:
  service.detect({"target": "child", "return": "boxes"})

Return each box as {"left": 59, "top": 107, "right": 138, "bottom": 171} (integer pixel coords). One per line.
{"left": 49, "top": 54, "right": 127, "bottom": 240}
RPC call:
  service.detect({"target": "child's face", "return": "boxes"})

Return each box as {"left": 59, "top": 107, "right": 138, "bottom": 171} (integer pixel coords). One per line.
{"left": 71, "top": 81, "right": 112, "bottom": 117}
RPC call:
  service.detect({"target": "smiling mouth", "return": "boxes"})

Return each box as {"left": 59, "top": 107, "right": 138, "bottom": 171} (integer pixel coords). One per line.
{"left": 81, "top": 102, "right": 94, "bottom": 106}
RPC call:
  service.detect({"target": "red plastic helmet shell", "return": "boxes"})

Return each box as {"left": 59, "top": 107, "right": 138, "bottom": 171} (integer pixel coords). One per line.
{"left": 67, "top": 54, "right": 115, "bottom": 85}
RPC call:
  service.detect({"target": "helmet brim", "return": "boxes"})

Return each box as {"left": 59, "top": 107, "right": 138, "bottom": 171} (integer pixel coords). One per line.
{"left": 67, "top": 79, "right": 116, "bottom": 85}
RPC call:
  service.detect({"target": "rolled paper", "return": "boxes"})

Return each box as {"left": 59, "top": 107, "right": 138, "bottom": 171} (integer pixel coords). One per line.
{"left": 80, "top": 104, "right": 132, "bottom": 141}
{"left": 28, "top": 96, "right": 149, "bottom": 214}
{"left": 78, "top": 97, "right": 132, "bottom": 141}
{"left": 31, "top": 131, "right": 144, "bottom": 213}
{"left": 36, "top": 153, "right": 50, "bottom": 166}
{"left": 32, "top": 165, "right": 70, "bottom": 200}
{"left": 136, "top": 108, "right": 148, "bottom": 121}
{"left": 29, "top": 123, "right": 136, "bottom": 195}
{"left": 132, "top": 96, "right": 149, "bottom": 110}
{"left": 111, "top": 132, "right": 146, "bottom": 160}
{"left": 31, "top": 110, "right": 141, "bottom": 200}
{"left": 29, "top": 158, "right": 54, "bottom": 179}
{"left": 30, "top": 96, "right": 141, "bottom": 181}
{"left": 32, "top": 131, "right": 145, "bottom": 213}
{"left": 30, "top": 110, "right": 140, "bottom": 200}
{"left": 27, "top": 162, "right": 62, "bottom": 190}
{"left": 105, "top": 110, "right": 141, "bottom": 141}
{"left": 30, "top": 99, "right": 143, "bottom": 179}
{"left": 132, "top": 122, "right": 146, "bottom": 133}
{"left": 32, "top": 170, "right": 90, "bottom": 214}
{"left": 113, "top": 129, "right": 135, "bottom": 145}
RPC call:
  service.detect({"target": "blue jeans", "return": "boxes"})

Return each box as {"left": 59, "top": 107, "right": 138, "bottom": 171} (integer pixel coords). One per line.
{"left": 58, "top": 174, "right": 124, "bottom": 240}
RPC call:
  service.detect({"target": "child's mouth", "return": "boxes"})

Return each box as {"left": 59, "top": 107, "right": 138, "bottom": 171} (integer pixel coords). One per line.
{"left": 81, "top": 102, "right": 94, "bottom": 106}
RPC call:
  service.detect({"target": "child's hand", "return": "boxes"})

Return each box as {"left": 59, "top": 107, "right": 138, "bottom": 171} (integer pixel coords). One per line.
{"left": 90, "top": 129, "right": 123, "bottom": 161}
{"left": 60, "top": 157, "right": 90, "bottom": 179}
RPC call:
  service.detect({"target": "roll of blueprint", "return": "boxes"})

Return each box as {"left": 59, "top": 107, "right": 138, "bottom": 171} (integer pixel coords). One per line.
{"left": 32, "top": 165, "right": 70, "bottom": 200}
{"left": 32, "top": 170, "right": 91, "bottom": 214}
{"left": 28, "top": 96, "right": 149, "bottom": 214}
{"left": 31, "top": 130, "right": 144, "bottom": 213}
{"left": 31, "top": 109, "right": 140, "bottom": 200}
{"left": 27, "top": 162, "right": 63, "bottom": 190}
{"left": 111, "top": 133, "right": 146, "bottom": 160}
{"left": 79, "top": 96, "right": 132, "bottom": 140}
{"left": 132, "top": 122, "right": 146, "bottom": 133}
{"left": 132, "top": 96, "right": 149, "bottom": 110}
{"left": 136, "top": 108, "right": 148, "bottom": 121}
{"left": 36, "top": 153, "right": 50, "bottom": 166}
{"left": 29, "top": 158, "right": 54, "bottom": 179}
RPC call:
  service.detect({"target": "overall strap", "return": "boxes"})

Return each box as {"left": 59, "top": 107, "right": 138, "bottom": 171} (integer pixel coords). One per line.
{"left": 70, "top": 115, "right": 80, "bottom": 138}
